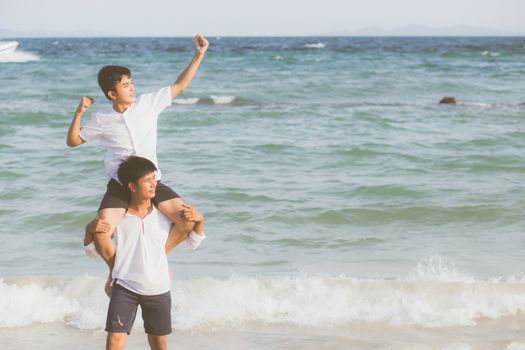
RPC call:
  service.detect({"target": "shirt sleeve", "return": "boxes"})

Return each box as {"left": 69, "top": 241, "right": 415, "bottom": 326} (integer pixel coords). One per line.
{"left": 141, "top": 86, "right": 173, "bottom": 115}
{"left": 79, "top": 114, "right": 102, "bottom": 142}
{"left": 84, "top": 241, "right": 99, "bottom": 258}
{"left": 186, "top": 231, "right": 206, "bottom": 250}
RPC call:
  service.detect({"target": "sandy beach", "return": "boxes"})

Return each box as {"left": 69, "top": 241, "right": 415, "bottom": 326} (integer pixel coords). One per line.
{"left": 2, "top": 317, "right": 525, "bottom": 350}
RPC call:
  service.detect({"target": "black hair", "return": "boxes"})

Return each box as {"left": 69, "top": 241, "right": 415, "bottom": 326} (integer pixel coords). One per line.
{"left": 117, "top": 156, "right": 157, "bottom": 191}
{"left": 97, "top": 65, "right": 131, "bottom": 100}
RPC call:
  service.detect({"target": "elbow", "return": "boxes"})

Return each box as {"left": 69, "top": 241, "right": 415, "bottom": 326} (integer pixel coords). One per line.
{"left": 171, "top": 83, "right": 186, "bottom": 98}
{"left": 66, "top": 137, "right": 82, "bottom": 148}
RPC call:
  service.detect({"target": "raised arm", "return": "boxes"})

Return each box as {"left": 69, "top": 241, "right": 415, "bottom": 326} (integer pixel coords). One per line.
{"left": 66, "top": 96, "right": 93, "bottom": 147}
{"left": 170, "top": 34, "right": 209, "bottom": 99}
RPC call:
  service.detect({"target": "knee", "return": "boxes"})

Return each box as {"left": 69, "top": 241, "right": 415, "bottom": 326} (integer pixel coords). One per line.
{"left": 106, "top": 333, "right": 126, "bottom": 350}
{"left": 148, "top": 335, "right": 167, "bottom": 350}
{"left": 92, "top": 217, "right": 113, "bottom": 242}
{"left": 93, "top": 228, "right": 112, "bottom": 242}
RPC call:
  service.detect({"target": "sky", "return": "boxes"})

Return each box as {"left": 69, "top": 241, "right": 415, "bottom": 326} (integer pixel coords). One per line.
{"left": 1, "top": 0, "right": 524, "bottom": 37}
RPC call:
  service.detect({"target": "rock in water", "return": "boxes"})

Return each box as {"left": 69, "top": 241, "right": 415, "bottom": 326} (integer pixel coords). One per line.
{"left": 439, "top": 96, "right": 459, "bottom": 105}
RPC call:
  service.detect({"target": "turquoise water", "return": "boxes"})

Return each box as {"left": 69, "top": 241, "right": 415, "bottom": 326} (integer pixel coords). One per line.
{"left": 0, "top": 37, "right": 524, "bottom": 345}
{"left": 2, "top": 37, "right": 524, "bottom": 278}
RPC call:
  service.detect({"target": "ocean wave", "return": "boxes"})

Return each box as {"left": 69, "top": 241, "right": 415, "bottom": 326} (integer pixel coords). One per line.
{"left": 173, "top": 97, "right": 199, "bottom": 105}
{"left": 459, "top": 101, "right": 494, "bottom": 109}
{"left": 267, "top": 204, "right": 505, "bottom": 226}
{"left": 172, "top": 95, "right": 249, "bottom": 106}
{"left": 1, "top": 259, "right": 524, "bottom": 331}
{"left": 0, "top": 50, "right": 40, "bottom": 63}
{"left": 482, "top": 51, "right": 501, "bottom": 57}
{"left": 305, "top": 42, "right": 325, "bottom": 49}
{"left": 209, "top": 95, "right": 236, "bottom": 104}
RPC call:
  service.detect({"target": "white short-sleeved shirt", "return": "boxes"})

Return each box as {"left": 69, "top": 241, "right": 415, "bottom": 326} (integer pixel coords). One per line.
{"left": 79, "top": 86, "right": 172, "bottom": 181}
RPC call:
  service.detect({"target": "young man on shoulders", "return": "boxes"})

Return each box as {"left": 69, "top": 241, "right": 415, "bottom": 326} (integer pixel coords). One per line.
{"left": 67, "top": 35, "right": 209, "bottom": 270}
{"left": 91, "top": 156, "right": 205, "bottom": 350}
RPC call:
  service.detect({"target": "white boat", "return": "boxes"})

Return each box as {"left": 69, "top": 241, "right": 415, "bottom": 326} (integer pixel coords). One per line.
{"left": 0, "top": 41, "right": 19, "bottom": 55}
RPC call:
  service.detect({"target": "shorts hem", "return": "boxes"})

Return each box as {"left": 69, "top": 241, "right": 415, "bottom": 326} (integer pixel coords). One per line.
{"left": 105, "top": 329, "right": 131, "bottom": 335}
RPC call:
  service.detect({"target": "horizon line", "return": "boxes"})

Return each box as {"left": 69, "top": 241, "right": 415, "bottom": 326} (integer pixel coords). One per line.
{"left": 3, "top": 34, "right": 525, "bottom": 39}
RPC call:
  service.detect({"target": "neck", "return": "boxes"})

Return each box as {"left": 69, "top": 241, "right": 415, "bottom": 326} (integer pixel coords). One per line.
{"left": 112, "top": 101, "right": 131, "bottom": 113}
{"left": 127, "top": 197, "right": 152, "bottom": 218}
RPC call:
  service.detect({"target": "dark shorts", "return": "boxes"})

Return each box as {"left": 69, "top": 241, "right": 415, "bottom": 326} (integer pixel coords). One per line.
{"left": 98, "top": 179, "right": 180, "bottom": 211}
{"left": 105, "top": 283, "right": 172, "bottom": 336}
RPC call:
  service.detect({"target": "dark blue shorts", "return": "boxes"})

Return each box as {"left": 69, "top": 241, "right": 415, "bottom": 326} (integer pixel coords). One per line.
{"left": 105, "top": 283, "right": 172, "bottom": 336}
{"left": 98, "top": 179, "right": 180, "bottom": 211}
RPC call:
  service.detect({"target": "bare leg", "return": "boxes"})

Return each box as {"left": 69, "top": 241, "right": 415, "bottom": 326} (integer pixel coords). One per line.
{"left": 106, "top": 333, "right": 127, "bottom": 350}
{"left": 158, "top": 198, "right": 195, "bottom": 248}
{"left": 147, "top": 335, "right": 167, "bottom": 350}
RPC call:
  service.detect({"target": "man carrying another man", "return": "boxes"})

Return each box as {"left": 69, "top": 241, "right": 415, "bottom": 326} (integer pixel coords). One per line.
{"left": 87, "top": 156, "right": 205, "bottom": 350}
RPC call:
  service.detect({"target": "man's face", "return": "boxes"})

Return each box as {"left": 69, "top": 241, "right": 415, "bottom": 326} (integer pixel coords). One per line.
{"left": 130, "top": 172, "right": 157, "bottom": 200}
{"left": 111, "top": 75, "right": 136, "bottom": 104}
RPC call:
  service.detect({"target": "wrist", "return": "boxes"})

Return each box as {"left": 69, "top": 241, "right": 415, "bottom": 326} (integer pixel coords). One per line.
{"left": 194, "top": 51, "right": 205, "bottom": 59}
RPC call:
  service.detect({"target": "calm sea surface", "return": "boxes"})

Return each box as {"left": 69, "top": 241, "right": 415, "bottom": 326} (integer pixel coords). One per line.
{"left": 0, "top": 37, "right": 524, "bottom": 348}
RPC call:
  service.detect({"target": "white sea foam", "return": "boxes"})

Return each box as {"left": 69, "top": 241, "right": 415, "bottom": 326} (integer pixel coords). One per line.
{"left": 482, "top": 51, "right": 501, "bottom": 57}
{"left": 174, "top": 98, "right": 199, "bottom": 105}
{"left": 305, "top": 42, "right": 325, "bottom": 49}
{"left": 1, "top": 259, "right": 524, "bottom": 331}
{"left": 0, "top": 50, "right": 40, "bottom": 63}
{"left": 0, "top": 277, "right": 80, "bottom": 327}
{"left": 460, "top": 102, "right": 493, "bottom": 109}
{"left": 408, "top": 255, "right": 475, "bottom": 282}
{"left": 210, "top": 95, "right": 236, "bottom": 104}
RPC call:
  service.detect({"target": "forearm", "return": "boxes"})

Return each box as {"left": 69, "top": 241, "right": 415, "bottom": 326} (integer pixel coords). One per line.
{"left": 165, "top": 228, "right": 189, "bottom": 254}
{"left": 193, "top": 218, "right": 204, "bottom": 235}
{"left": 172, "top": 52, "right": 205, "bottom": 96}
{"left": 165, "top": 219, "right": 204, "bottom": 253}
{"left": 66, "top": 110, "right": 84, "bottom": 147}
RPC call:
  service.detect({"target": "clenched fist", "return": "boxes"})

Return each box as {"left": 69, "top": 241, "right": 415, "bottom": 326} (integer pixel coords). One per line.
{"left": 77, "top": 95, "right": 94, "bottom": 114}
{"left": 194, "top": 34, "right": 209, "bottom": 56}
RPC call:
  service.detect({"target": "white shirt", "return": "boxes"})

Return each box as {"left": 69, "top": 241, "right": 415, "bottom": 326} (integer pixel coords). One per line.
{"left": 79, "top": 86, "right": 172, "bottom": 181}
{"left": 107, "top": 206, "right": 205, "bottom": 295}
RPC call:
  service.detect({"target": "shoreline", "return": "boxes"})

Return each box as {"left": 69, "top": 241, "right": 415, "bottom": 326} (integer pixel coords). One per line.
{"left": 1, "top": 317, "right": 524, "bottom": 350}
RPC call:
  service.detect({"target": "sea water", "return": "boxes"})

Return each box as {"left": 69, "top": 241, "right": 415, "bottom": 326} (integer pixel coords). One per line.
{"left": 0, "top": 37, "right": 524, "bottom": 349}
